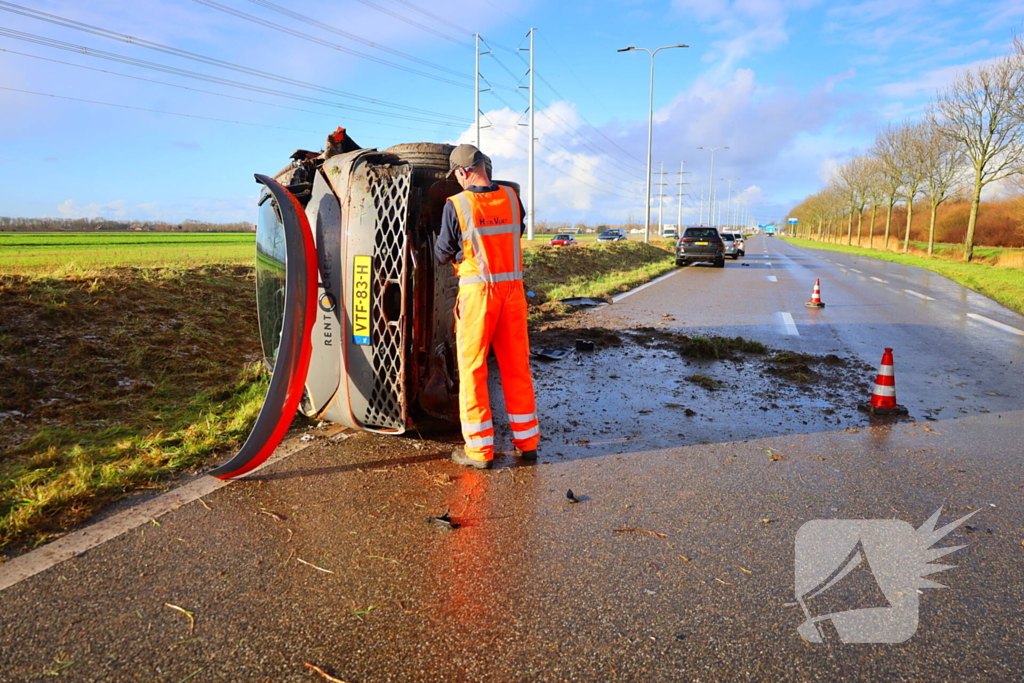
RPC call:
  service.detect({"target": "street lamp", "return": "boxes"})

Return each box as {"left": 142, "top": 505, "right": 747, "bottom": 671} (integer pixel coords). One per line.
{"left": 618, "top": 43, "right": 688, "bottom": 243}
{"left": 721, "top": 178, "right": 739, "bottom": 227}
{"left": 698, "top": 146, "right": 728, "bottom": 225}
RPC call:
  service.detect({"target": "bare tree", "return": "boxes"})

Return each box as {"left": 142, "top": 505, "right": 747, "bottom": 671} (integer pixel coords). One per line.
{"left": 933, "top": 54, "right": 1024, "bottom": 261}
{"left": 870, "top": 124, "right": 907, "bottom": 250}
{"left": 897, "top": 122, "right": 931, "bottom": 253}
{"left": 863, "top": 157, "right": 887, "bottom": 249}
{"left": 920, "top": 116, "right": 967, "bottom": 254}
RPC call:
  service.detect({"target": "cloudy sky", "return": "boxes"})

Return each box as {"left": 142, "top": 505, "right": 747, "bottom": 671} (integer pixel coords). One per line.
{"left": 1, "top": 0, "right": 1021, "bottom": 226}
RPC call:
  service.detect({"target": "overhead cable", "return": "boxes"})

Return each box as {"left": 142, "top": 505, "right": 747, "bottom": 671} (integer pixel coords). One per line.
{"left": 194, "top": 0, "right": 471, "bottom": 88}
{"left": 350, "top": 0, "right": 473, "bottom": 48}
{"left": 244, "top": 0, "right": 470, "bottom": 78}
{"left": 0, "top": 85, "right": 325, "bottom": 133}
{"left": 0, "top": 28, "right": 467, "bottom": 125}
{"left": 0, "top": 48, "right": 452, "bottom": 135}
{"left": 0, "top": 2, "right": 467, "bottom": 122}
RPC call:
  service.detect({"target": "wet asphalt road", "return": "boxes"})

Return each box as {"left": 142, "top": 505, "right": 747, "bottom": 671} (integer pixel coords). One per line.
{"left": 2, "top": 236, "right": 1023, "bottom": 682}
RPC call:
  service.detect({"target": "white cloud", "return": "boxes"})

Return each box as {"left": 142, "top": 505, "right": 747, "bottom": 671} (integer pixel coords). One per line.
{"left": 56, "top": 197, "right": 255, "bottom": 223}
{"left": 877, "top": 57, "right": 1001, "bottom": 98}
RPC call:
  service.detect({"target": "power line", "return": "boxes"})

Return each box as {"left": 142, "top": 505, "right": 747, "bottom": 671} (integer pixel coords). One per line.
{"left": 350, "top": 0, "right": 473, "bottom": 48}
{"left": 244, "top": 0, "right": 469, "bottom": 78}
{"left": 0, "top": 48, "right": 451, "bottom": 136}
{"left": 194, "top": 0, "right": 472, "bottom": 88}
{"left": 0, "top": 85, "right": 325, "bottom": 133}
{"left": 0, "top": 2, "right": 468, "bottom": 122}
{"left": 0, "top": 28, "right": 468, "bottom": 126}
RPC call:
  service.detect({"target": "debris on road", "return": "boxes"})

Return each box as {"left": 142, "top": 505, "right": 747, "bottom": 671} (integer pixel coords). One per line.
{"left": 164, "top": 603, "right": 195, "bottom": 634}
{"left": 574, "top": 339, "right": 596, "bottom": 352}
{"left": 567, "top": 489, "right": 580, "bottom": 504}
{"left": 558, "top": 297, "right": 609, "bottom": 307}
{"left": 295, "top": 557, "right": 335, "bottom": 574}
{"left": 532, "top": 347, "right": 574, "bottom": 361}
{"left": 425, "top": 510, "right": 460, "bottom": 530}
{"left": 614, "top": 528, "right": 668, "bottom": 538}
{"left": 304, "top": 662, "right": 350, "bottom": 683}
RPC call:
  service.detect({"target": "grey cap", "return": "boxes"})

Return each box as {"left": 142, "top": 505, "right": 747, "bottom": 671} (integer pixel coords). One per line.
{"left": 448, "top": 144, "right": 489, "bottom": 177}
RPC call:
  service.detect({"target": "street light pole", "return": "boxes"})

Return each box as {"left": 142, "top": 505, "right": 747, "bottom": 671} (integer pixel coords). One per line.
{"left": 618, "top": 43, "right": 688, "bottom": 243}
{"left": 721, "top": 178, "right": 739, "bottom": 228}
{"left": 698, "top": 146, "right": 728, "bottom": 226}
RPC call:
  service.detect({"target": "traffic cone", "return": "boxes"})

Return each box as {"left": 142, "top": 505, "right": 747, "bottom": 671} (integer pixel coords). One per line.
{"left": 858, "top": 347, "right": 909, "bottom": 415}
{"left": 804, "top": 278, "right": 826, "bottom": 308}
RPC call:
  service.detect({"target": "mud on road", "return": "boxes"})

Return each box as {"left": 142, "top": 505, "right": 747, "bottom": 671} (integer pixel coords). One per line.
{"left": 526, "top": 320, "right": 881, "bottom": 461}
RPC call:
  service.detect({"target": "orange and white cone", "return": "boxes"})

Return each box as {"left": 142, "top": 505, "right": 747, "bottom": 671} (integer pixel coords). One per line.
{"left": 857, "top": 347, "right": 908, "bottom": 415}
{"left": 804, "top": 278, "right": 825, "bottom": 308}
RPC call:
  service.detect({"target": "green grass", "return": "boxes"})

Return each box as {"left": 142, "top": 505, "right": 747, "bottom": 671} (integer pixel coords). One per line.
{"left": 0, "top": 265, "right": 265, "bottom": 551}
{"left": 0, "top": 232, "right": 255, "bottom": 274}
{"left": 782, "top": 236, "right": 1024, "bottom": 315}
{"left": 522, "top": 240, "right": 676, "bottom": 323}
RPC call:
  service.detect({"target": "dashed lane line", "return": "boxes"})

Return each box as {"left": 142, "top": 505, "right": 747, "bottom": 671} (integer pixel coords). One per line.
{"left": 780, "top": 311, "right": 799, "bottom": 336}
{"left": 850, "top": 268, "right": 863, "bottom": 274}
{"left": 967, "top": 313, "right": 1024, "bottom": 336}
{"left": 767, "top": 275, "right": 778, "bottom": 282}
{"left": 904, "top": 289, "right": 935, "bottom": 301}
{"left": 870, "top": 276, "right": 888, "bottom": 283}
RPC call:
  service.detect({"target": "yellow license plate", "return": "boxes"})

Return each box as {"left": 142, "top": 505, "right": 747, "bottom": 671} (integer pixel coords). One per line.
{"left": 696, "top": 241, "right": 708, "bottom": 245}
{"left": 352, "top": 255, "right": 372, "bottom": 345}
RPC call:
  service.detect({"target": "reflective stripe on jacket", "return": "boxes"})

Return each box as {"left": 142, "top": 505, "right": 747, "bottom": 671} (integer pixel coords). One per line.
{"left": 448, "top": 185, "right": 523, "bottom": 287}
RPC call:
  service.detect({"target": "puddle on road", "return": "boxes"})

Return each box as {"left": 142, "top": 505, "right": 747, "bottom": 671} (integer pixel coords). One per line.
{"left": 519, "top": 326, "right": 883, "bottom": 461}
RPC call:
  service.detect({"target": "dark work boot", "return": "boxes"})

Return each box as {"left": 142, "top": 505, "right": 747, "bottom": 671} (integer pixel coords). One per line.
{"left": 515, "top": 448, "right": 538, "bottom": 461}
{"left": 452, "top": 446, "right": 492, "bottom": 469}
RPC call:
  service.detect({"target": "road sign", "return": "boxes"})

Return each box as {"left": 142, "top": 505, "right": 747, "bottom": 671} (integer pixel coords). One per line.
{"left": 788, "top": 217, "right": 799, "bottom": 224}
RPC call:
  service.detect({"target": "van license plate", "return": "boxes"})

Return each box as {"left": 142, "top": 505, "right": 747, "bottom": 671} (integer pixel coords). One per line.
{"left": 352, "top": 255, "right": 372, "bottom": 345}
{"left": 696, "top": 241, "right": 708, "bottom": 245}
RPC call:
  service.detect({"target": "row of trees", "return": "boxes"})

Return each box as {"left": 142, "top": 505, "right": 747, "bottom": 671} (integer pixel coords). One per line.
{"left": 0, "top": 216, "right": 254, "bottom": 232}
{"left": 790, "top": 38, "right": 1024, "bottom": 261}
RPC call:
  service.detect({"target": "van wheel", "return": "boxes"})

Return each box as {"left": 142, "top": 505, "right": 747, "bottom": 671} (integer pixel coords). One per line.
{"left": 676, "top": 259, "right": 685, "bottom": 267}
{"left": 714, "top": 258, "right": 725, "bottom": 268}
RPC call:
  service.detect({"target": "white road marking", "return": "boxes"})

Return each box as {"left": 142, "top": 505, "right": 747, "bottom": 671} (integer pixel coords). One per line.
{"left": 780, "top": 312, "right": 799, "bottom": 336}
{"left": 611, "top": 268, "right": 682, "bottom": 303}
{"left": 0, "top": 431, "right": 324, "bottom": 593}
{"left": 767, "top": 275, "right": 778, "bottom": 282}
{"left": 904, "top": 289, "right": 935, "bottom": 301}
{"left": 870, "top": 276, "right": 888, "bottom": 283}
{"left": 850, "top": 268, "right": 863, "bottom": 274}
{"left": 967, "top": 313, "right": 1024, "bottom": 336}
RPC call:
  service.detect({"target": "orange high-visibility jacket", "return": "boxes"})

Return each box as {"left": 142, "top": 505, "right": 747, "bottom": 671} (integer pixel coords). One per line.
{"left": 446, "top": 185, "right": 523, "bottom": 286}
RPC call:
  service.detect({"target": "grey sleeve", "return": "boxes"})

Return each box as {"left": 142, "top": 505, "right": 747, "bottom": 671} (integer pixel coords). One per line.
{"left": 435, "top": 200, "right": 462, "bottom": 265}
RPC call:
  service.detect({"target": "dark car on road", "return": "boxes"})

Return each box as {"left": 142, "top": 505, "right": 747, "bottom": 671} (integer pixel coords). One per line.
{"left": 676, "top": 226, "right": 725, "bottom": 268}
{"left": 597, "top": 228, "right": 627, "bottom": 241}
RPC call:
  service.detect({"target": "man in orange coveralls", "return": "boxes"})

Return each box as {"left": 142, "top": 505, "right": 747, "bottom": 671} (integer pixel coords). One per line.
{"left": 435, "top": 144, "right": 540, "bottom": 469}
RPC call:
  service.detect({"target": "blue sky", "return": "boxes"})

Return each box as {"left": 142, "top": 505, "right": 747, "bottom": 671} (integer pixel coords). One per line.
{"left": 1, "top": 0, "right": 1021, "bottom": 226}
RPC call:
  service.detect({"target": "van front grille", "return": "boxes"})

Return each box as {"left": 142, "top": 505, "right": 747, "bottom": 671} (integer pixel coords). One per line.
{"left": 364, "top": 164, "right": 411, "bottom": 431}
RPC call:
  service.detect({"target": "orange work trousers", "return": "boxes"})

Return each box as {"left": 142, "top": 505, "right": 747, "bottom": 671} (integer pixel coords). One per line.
{"left": 455, "top": 280, "right": 540, "bottom": 462}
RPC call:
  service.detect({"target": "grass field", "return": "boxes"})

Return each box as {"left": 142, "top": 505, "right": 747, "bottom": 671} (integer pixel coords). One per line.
{"left": 0, "top": 232, "right": 255, "bottom": 273}
{"left": 782, "top": 236, "right": 1024, "bottom": 315}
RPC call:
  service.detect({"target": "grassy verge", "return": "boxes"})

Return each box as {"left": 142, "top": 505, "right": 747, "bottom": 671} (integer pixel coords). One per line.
{"left": 0, "top": 232, "right": 255, "bottom": 274}
{"left": 523, "top": 241, "right": 676, "bottom": 324}
{"left": 782, "top": 237, "right": 1024, "bottom": 315}
{"left": 0, "top": 265, "right": 266, "bottom": 552}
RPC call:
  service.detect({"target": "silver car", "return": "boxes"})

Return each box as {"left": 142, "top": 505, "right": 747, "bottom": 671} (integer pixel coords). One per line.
{"left": 719, "top": 232, "right": 744, "bottom": 259}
